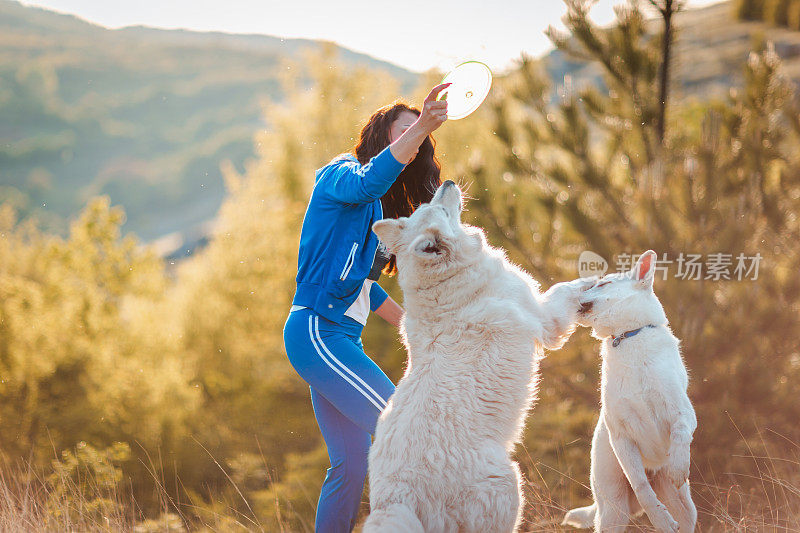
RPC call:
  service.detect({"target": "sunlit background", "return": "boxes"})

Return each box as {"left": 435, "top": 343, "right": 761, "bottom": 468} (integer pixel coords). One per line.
{"left": 20, "top": 0, "right": 722, "bottom": 71}
{"left": 1, "top": 0, "right": 800, "bottom": 530}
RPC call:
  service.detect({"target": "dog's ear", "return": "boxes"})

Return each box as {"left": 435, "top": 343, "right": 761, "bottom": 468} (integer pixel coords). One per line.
{"left": 632, "top": 250, "right": 657, "bottom": 290}
{"left": 372, "top": 218, "right": 405, "bottom": 253}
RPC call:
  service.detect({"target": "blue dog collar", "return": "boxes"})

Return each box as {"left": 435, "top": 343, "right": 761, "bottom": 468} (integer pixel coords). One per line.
{"left": 611, "top": 324, "right": 657, "bottom": 347}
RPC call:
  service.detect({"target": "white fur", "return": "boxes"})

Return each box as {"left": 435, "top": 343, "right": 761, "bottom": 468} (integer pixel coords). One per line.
{"left": 563, "top": 251, "right": 698, "bottom": 532}
{"left": 366, "top": 181, "right": 593, "bottom": 532}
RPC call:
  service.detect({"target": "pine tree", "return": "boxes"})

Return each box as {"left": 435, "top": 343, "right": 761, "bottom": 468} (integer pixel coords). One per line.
{"left": 788, "top": 0, "right": 800, "bottom": 28}
{"left": 647, "top": 0, "right": 686, "bottom": 145}
{"left": 765, "top": 0, "right": 792, "bottom": 25}
{"left": 736, "top": 0, "right": 766, "bottom": 20}
{"left": 470, "top": 0, "right": 800, "bottom": 512}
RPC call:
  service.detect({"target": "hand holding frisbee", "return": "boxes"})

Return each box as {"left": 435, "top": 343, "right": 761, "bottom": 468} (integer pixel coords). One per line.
{"left": 416, "top": 83, "right": 451, "bottom": 135}
{"left": 437, "top": 61, "right": 493, "bottom": 120}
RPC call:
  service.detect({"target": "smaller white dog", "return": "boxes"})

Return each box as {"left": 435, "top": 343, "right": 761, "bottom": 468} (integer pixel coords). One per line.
{"left": 562, "top": 251, "right": 697, "bottom": 533}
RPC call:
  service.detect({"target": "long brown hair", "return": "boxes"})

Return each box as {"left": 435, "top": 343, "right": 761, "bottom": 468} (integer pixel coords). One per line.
{"left": 354, "top": 102, "right": 442, "bottom": 275}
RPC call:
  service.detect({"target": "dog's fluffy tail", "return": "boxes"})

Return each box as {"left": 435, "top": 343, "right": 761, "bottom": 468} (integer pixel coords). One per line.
{"left": 362, "top": 502, "right": 423, "bottom": 533}
{"left": 562, "top": 503, "right": 596, "bottom": 529}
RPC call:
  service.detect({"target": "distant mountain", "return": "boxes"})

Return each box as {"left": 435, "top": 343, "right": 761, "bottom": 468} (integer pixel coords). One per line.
{"left": 543, "top": 1, "right": 800, "bottom": 100}
{"left": 7, "top": 0, "right": 800, "bottom": 253}
{"left": 0, "top": 0, "right": 417, "bottom": 243}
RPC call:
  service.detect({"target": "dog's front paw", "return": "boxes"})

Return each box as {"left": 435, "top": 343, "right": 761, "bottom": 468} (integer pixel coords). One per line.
{"left": 664, "top": 446, "right": 690, "bottom": 488}
{"left": 570, "top": 276, "right": 598, "bottom": 293}
{"left": 648, "top": 504, "right": 679, "bottom": 533}
{"left": 557, "top": 277, "right": 597, "bottom": 303}
{"left": 546, "top": 277, "right": 595, "bottom": 299}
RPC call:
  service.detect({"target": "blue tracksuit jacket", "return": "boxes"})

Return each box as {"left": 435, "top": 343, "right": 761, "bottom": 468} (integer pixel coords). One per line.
{"left": 291, "top": 146, "right": 406, "bottom": 323}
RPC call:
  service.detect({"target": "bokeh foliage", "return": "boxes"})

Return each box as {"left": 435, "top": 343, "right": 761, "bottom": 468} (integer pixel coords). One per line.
{"left": 1, "top": 3, "right": 800, "bottom": 531}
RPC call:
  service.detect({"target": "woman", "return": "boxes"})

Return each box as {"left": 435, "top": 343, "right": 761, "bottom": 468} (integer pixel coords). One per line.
{"left": 282, "top": 83, "right": 450, "bottom": 532}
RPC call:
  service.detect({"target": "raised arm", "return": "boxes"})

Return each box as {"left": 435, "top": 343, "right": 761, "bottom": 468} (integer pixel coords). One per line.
{"left": 389, "top": 83, "right": 449, "bottom": 164}
{"left": 319, "top": 148, "right": 406, "bottom": 204}
{"left": 318, "top": 84, "right": 450, "bottom": 204}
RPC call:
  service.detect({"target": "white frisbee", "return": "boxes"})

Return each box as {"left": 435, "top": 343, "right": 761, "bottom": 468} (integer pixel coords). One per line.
{"left": 438, "top": 61, "right": 493, "bottom": 120}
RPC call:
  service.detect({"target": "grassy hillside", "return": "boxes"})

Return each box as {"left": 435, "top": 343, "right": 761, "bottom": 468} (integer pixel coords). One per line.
{"left": 6, "top": 0, "right": 800, "bottom": 249}
{"left": 0, "top": 0, "right": 417, "bottom": 242}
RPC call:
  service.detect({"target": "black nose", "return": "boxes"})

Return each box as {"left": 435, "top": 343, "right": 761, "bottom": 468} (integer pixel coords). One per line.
{"left": 579, "top": 301, "right": 593, "bottom": 314}
{"left": 442, "top": 180, "right": 456, "bottom": 188}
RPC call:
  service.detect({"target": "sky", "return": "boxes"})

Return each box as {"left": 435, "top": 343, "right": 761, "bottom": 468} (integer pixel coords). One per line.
{"left": 20, "top": 0, "right": 724, "bottom": 73}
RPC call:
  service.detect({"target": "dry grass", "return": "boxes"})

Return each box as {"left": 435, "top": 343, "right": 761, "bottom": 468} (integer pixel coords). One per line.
{"left": 510, "top": 427, "right": 800, "bottom": 532}
{"left": 0, "top": 444, "right": 247, "bottom": 532}
{"left": 0, "top": 454, "right": 135, "bottom": 532}
{"left": 1, "top": 434, "right": 798, "bottom": 532}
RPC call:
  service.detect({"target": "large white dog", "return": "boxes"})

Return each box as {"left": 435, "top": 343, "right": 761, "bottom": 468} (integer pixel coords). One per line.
{"left": 562, "top": 251, "right": 697, "bottom": 532}
{"left": 365, "top": 181, "right": 592, "bottom": 533}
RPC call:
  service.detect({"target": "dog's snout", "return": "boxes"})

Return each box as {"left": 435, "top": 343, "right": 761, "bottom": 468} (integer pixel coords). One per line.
{"left": 442, "top": 179, "right": 456, "bottom": 188}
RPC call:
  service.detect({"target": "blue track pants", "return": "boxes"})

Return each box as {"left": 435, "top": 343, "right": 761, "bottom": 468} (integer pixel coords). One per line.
{"left": 283, "top": 308, "right": 395, "bottom": 533}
